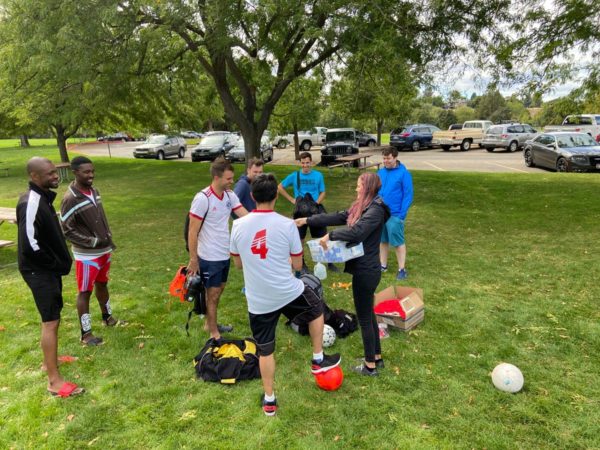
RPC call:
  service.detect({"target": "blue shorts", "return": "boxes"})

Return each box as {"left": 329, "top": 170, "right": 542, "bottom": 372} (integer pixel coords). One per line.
{"left": 198, "top": 258, "right": 230, "bottom": 288}
{"left": 380, "top": 216, "right": 405, "bottom": 247}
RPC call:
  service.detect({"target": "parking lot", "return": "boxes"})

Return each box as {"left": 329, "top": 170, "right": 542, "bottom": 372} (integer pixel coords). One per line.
{"left": 73, "top": 141, "right": 540, "bottom": 173}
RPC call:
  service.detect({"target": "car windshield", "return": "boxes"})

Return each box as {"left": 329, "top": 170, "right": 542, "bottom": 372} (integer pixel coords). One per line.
{"left": 146, "top": 135, "right": 166, "bottom": 144}
{"left": 327, "top": 131, "right": 355, "bottom": 142}
{"left": 201, "top": 135, "right": 226, "bottom": 145}
{"left": 556, "top": 134, "right": 597, "bottom": 148}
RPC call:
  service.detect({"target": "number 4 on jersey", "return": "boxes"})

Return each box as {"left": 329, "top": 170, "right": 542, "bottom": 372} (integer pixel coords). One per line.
{"left": 250, "top": 229, "right": 268, "bottom": 259}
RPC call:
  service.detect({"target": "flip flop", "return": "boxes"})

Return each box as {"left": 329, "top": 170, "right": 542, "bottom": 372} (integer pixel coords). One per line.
{"left": 80, "top": 335, "right": 104, "bottom": 347}
{"left": 102, "top": 317, "right": 128, "bottom": 327}
{"left": 48, "top": 382, "right": 85, "bottom": 398}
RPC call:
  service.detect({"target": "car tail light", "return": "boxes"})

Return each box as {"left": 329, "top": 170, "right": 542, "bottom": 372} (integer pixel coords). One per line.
{"left": 501, "top": 134, "right": 508, "bottom": 138}
{"left": 401, "top": 133, "right": 411, "bottom": 137}
{"left": 596, "top": 134, "right": 600, "bottom": 143}
{"left": 575, "top": 128, "right": 581, "bottom": 132}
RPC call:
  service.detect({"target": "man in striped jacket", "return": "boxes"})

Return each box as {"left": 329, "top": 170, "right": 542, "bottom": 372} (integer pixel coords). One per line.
{"left": 60, "top": 156, "right": 122, "bottom": 346}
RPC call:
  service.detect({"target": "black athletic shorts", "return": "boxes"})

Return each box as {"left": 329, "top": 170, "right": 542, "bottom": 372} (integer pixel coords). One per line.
{"left": 21, "top": 271, "right": 63, "bottom": 322}
{"left": 248, "top": 285, "right": 324, "bottom": 356}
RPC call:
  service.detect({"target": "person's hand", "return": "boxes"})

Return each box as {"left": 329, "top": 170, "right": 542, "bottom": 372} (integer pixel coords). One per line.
{"left": 186, "top": 258, "right": 199, "bottom": 276}
{"left": 319, "top": 234, "right": 330, "bottom": 250}
{"left": 291, "top": 197, "right": 297, "bottom": 205}
{"left": 295, "top": 217, "right": 307, "bottom": 227}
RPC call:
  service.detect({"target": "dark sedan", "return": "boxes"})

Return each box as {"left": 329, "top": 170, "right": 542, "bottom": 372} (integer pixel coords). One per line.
{"left": 390, "top": 124, "right": 440, "bottom": 151}
{"left": 190, "top": 132, "right": 236, "bottom": 162}
{"left": 524, "top": 132, "right": 600, "bottom": 172}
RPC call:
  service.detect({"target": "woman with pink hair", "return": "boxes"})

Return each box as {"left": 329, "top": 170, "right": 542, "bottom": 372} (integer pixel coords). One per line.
{"left": 295, "top": 172, "right": 390, "bottom": 376}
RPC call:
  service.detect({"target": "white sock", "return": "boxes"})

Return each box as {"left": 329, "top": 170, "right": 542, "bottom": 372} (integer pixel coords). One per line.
{"left": 264, "top": 392, "right": 275, "bottom": 402}
{"left": 313, "top": 352, "right": 323, "bottom": 362}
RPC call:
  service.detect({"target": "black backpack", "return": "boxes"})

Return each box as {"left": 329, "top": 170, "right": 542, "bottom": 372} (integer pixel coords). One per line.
{"left": 194, "top": 337, "right": 261, "bottom": 384}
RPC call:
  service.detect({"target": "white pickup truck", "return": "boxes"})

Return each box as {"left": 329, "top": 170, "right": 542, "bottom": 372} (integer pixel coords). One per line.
{"left": 287, "top": 126, "right": 327, "bottom": 151}
{"left": 544, "top": 114, "right": 600, "bottom": 142}
{"left": 432, "top": 120, "right": 493, "bottom": 151}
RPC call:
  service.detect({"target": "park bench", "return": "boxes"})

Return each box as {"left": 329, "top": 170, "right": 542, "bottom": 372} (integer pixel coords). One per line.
{"left": 327, "top": 161, "right": 349, "bottom": 176}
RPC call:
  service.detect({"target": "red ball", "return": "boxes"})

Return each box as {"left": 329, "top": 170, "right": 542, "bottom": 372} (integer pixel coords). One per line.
{"left": 314, "top": 366, "right": 344, "bottom": 391}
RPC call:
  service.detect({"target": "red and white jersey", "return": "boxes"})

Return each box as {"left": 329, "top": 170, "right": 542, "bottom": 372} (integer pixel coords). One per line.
{"left": 190, "top": 186, "right": 242, "bottom": 261}
{"left": 230, "top": 210, "right": 304, "bottom": 314}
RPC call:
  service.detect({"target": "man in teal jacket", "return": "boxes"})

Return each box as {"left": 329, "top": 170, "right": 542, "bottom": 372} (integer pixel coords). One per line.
{"left": 377, "top": 147, "right": 413, "bottom": 280}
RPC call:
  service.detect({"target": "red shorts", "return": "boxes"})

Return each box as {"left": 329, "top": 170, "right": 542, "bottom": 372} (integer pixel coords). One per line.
{"left": 75, "top": 253, "right": 111, "bottom": 293}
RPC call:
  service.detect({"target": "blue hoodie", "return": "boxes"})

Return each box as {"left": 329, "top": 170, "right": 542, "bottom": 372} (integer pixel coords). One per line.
{"left": 377, "top": 162, "right": 413, "bottom": 219}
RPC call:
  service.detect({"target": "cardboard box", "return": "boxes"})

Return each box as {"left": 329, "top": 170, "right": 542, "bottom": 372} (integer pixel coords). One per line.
{"left": 374, "top": 286, "right": 424, "bottom": 331}
{"left": 307, "top": 239, "right": 364, "bottom": 263}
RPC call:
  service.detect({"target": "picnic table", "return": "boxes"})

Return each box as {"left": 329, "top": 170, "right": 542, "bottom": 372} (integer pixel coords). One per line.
{"left": 328, "top": 154, "right": 381, "bottom": 176}
{"left": 56, "top": 162, "right": 71, "bottom": 183}
{"left": 0, "top": 206, "right": 17, "bottom": 249}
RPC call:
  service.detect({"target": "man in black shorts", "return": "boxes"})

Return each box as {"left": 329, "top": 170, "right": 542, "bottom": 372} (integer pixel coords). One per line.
{"left": 230, "top": 173, "right": 340, "bottom": 416}
{"left": 17, "top": 157, "right": 84, "bottom": 397}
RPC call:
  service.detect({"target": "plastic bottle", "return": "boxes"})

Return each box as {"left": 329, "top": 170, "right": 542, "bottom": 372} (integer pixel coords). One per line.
{"left": 314, "top": 262, "right": 327, "bottom": 280}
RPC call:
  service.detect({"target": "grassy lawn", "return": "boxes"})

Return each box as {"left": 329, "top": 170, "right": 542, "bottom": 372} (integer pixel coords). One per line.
{"left": 1, "top": 145, "right": 599, "bottom": 448}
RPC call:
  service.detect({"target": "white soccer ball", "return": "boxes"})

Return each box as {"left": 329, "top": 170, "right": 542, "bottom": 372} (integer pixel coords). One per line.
{"left": 322, "top": 324, "right": 336, "bottom": 348}
{"left": 491, "top": 363, "right": 524, "bottom": 393}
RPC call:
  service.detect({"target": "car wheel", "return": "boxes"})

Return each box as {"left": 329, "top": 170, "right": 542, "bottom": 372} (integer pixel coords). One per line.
{"left": 441, "top": 145, "right": 451, "bottom": 152}
{"left": 411, "top": 140, "right": 421, "bottom": 151}
{"left": 178, "top": 148, "right": 185, "bottom": 158}
{"left": 508, "top": 141, "right": 518, "bottom": 152}
{"left": 367, "top": 140, "right": 376, "bottom": 147}
{"left": 301, "top": 141, "right": 312, "bottom": 151}
{"left": 460, "top": 140, "right": 471, "bottom": 151}
{"left": 486, "top": 147, "right": 494, "bottom": 152}
{"left": 556, "top": 157, "right": 569, "bottom": 172}
{"left": 278, "top": 141, "right": 287, "bottom": 149}
{"left": 524, "top": 149, "right": 535, "bottom": 167}
{"left": 156, "top": 151, "right": 165, "bottom": 160}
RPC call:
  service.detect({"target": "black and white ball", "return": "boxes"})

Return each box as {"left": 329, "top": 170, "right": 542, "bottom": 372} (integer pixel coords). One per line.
{"left": 322, "top": 324, "right": 336, "bottom": 348}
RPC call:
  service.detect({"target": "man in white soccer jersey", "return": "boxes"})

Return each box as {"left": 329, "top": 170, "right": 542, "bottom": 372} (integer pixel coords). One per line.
{"left": 187, "top": 157, "right": 248, "bottom": 339}
{"left": 230, "top": 173, "right": 341, "bottom": 416}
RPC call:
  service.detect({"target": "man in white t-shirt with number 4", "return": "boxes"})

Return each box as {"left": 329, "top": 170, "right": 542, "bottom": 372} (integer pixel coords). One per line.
{"left": 187, "top": 158, "right": 248, "bottom": 339}
{"left": 230, "top": 173, "right": 341, "bottom": 417}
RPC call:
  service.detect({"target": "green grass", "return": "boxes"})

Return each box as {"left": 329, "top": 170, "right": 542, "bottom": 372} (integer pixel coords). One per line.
{"left": 1, "top": 145, "right": 600, "bottom": 448}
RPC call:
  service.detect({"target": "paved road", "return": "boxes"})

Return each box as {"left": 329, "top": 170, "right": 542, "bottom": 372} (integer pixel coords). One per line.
{"left": 72, "top": 142, "right": 542, "bottom": 173}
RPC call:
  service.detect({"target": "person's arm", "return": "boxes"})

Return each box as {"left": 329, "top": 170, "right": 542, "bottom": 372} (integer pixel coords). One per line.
{"left": 399, "top": 171, "right": 414, "bottom": 220}
{"left": 60, "top": 197, "right": 103, "bottom": 248}
{"left": 278, "top": 183, "right": 296, "bottom": 204}
{"left": 233, "top": 206, "right": 248, "bottom": 218}
{"left": 231, "top": 254, "right": 243, "bottom": 269}
{"left": 17, "top": 199, "right": 58, "bottom": 270}
{"left": 316, "top": 174, "right": 326, "bottom": 204}
{"left": 305, "top": 210, "right": 349, "bottom": 228}
{"left": 289, "top": 221, "right": 303, "bottom": 271}
{"left": 316, "top": 190, "right": 326, "bottom": 205}
{"left": 186, "top": 215, "right": 202, "bottom": 275}
{"left": 291, "top": 254, "right": 303, "bottom": 271}
{"left": 328, "top": 204, "right": 385, "bottom": 245}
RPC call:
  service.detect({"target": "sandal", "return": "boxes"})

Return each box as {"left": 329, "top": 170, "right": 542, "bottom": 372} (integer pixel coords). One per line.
{"left": 48, "top": 382, "right": 85, "bottom": 398}
{"left": 102, "top": 316, "right": 127, "bottom": 327}
{"left": 81, "top": 334, "right": 104, "bottom": 347}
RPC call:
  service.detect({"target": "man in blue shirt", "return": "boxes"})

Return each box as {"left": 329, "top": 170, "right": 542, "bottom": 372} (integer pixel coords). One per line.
{"left": 278, "top": 152, "right": 337, "bottom": 273}
{"left": 233, "top": 158, "right": 264, "bottom": 213}
{"left": 377, "top": 147, "right": 413, "bottom": 280}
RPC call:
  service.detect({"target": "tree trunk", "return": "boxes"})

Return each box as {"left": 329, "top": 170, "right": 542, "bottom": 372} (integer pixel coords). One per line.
{"left": 292, "top": 124, "right": 300, "bottom": 161}
{"left": 241, "top": 128, "right": 262, "bottom": 163}
{"left": 54, "top": 125, "right": 70, "bottom": 163}
{"left": 376, "top": 119, "right": 384, "bottom": 146}
{"left": 19, "top": 135, "right": 30, "bottom": 147}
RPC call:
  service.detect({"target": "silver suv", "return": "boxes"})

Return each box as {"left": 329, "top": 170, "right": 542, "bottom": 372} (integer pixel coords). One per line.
{"left": 481, "top": 124, "right": 538, "bottom": 152}
{"left": 133, "top": 135, "right": 187, "bottom": 160}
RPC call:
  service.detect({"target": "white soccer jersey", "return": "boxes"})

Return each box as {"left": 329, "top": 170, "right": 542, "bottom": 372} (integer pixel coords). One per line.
{"left": 230, "top": 210, "right": 304, "bottom": 314}
{"left": 190, "top": 186, "right": 242, "bottom": 261}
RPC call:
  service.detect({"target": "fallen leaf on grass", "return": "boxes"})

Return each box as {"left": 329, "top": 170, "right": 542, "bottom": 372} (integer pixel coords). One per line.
{"left": 394, "top": 366, "right": 400, "bottom": 375}
{"left": 333, "top": 436, "right": 341, "bottom": 441}
{"left": 0, "top": 387, "right": 8, "bottom": 392}
{"left": 0, "top": 325, "right": 6, "bottom": 331}
{"left": 67, "top": 414, "right": 75, "bottom": 422}
{"left": 42, "top": 432, "right": 48, "bottom": 438}
{"left": 421, "top": 423, "right": 430, "bottom": 429}
{"left": 88, "top": 437, "right": 99, "bottom": 446}
{"left": 178, "top": 410, "right": 197, "bottom": 421}
{"left": 138, "top": 342, "right": 144, "bottom": 349}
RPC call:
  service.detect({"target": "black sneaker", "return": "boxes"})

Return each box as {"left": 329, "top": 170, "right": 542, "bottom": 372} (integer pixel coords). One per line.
{"left": 217, "top": 324, "right": 234, "bottom": 333}
{"left": 352, "top": 364, "right": 379, "bottom": 377}
{"left": 327, "top": 263, "right": 340, "bottom": 273}
{"left": 311, "top": 353, "right": 341, "bottom": 374}
{"left": 375, "top": 359, "right": 385, "bottom": 369}
{"left": 261, "top": 394, "right": 277, "bottom": 416}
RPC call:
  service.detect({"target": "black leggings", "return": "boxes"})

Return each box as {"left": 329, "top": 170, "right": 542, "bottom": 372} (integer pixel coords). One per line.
{"left": 352, "top": 271, "right": 382, "bottom": 363}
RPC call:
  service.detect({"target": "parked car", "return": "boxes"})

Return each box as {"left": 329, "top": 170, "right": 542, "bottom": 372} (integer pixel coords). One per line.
{"left": 287, "top": 126, "right": 327, "bottom": 151}
{"left": 272, "top": 135, "right": 289, "bottom": 149}
{"left": 432, "top": 120, "right": 493, "bottom": 151}
{"left": 523, "top": 132, "right": 600, "bottom": 172}
{"left": 481, "top": 123, "right": 538, "bottom": 152}
{"left": 390, "top": 124, "right": 441, "bottom": 151}
{"left": 98, "top": 132, "right": 135, "bottom": 142}
{"left": 133, "top": 135, "right": 187, "bottom": 160}
{"left": 448, "top": 123, "right": 463, "bottom": 130}
{"left": 226, "top": 137, "right": 273, "bottom": 163}
{"left": 543, "top": 114, "right": 600, "bottom": 142}
{"left": 320, "top": 128, "right": 359, "bottom": 165}
{"left": 180, "top": 130, "right": 203, "bottom": 139}
{"left": 190, "top": 132, "right": 236, "bottom": 162}
{"left": 356, "top": 131, "right": 377, "bottom": 147}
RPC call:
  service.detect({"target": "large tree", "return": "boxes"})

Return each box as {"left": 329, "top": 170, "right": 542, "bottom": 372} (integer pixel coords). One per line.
{"left": 123, "top": 0, "right": 509, "bottom": 159}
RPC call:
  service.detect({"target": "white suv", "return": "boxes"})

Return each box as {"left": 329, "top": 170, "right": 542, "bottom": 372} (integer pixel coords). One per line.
{"left": 481, "top": 124, "right": 538, "bottom": 152}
